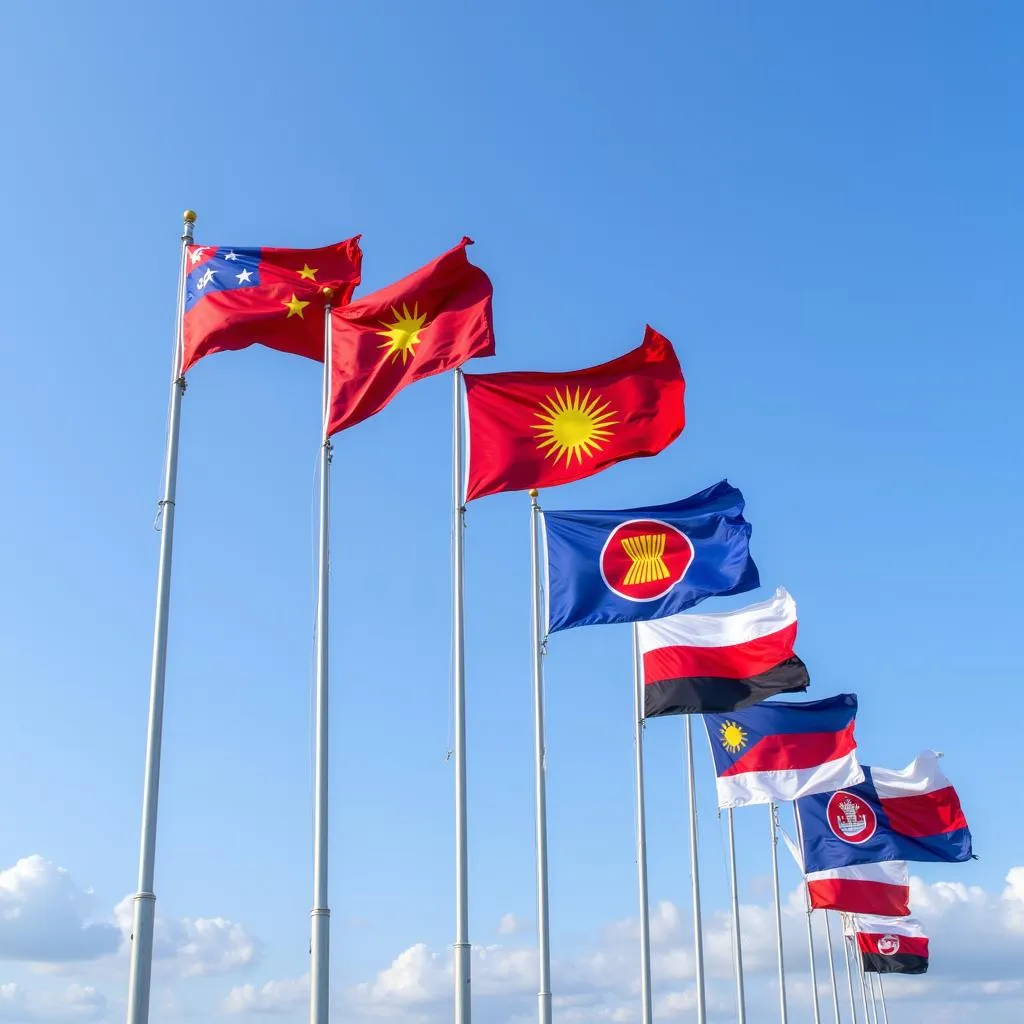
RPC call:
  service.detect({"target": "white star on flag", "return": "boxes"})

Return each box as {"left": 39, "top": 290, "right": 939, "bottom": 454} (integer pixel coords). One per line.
{"left": 236, "top": 269, "right": 253, "bottom": 284}
{"left": 196, "top": 267, "right": 216, "bottom": 290}
{"left": 224, "top": 251, "right": 239, "bottom": 261}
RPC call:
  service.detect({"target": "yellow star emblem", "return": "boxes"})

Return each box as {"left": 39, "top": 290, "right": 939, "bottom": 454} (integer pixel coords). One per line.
{"left": 298, "top": 264, "right": 318, "bottom": 281}
{"left": 283, "top": 294, "right": 311, "bottom": 318}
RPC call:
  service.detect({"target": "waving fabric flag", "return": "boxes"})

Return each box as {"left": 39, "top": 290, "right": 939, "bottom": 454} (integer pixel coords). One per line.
{"left": 464, "top": 326, "right": 684, "bottom": 500}
{"left": 854, "top": 916, "right": 929, "bottom": 974}
{"left": 805, "top": 861, "right": 911, "bottom": 917}
{"left": 701, "top": 693, "right": 861, "bottom": 805}
{"left": 642, "top": 588, "right": 809, "bottom": 720}
{"left": 182, "top": 237, "right": 363, "bottom": 371}
{"left": 542, "top": 480, "right": 758, "bottom": 633}
{"left": 796, "top": 751, "right": 973, "bottom": 872}
{"left": 327, "top": 239, "right": 494, "bottom": 435}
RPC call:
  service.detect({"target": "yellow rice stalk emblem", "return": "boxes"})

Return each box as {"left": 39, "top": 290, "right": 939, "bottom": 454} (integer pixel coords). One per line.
{"left": 620, "top": 533, "right": 671, "bottom": 587}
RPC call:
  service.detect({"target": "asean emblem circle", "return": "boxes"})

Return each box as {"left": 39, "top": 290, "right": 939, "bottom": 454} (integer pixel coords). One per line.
{"left": 877, "top": 935, "right": 900, "bottom": 956}
{"left": 826, "top": 790, "right": 878, "bottom": 845}
{"left": 599, "top": 519, "right": 695, "bottom": 602}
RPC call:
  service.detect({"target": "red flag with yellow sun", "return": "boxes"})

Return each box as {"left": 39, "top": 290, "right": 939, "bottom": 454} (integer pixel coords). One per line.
{"left": 464, "top": 326, "right": 685, "bottom": 501}
{"left": 327, "top": 239, "right": 494, "bottom": 435}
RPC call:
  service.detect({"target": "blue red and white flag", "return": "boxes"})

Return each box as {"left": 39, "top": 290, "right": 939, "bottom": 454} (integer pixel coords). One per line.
{"left": 181, "top": 237, "right": 363, "bottom": 371}
{"left": 542, "top": 480, "right": 759, "bottom": 633}
{"left": 805, "top": 861, "right": 911, "bottom": 917}
{"left": 701, "top": 693, "right": 861, "bottom": 806}
{"left": 796, "top": 751, "right": 973, "bottom": 872}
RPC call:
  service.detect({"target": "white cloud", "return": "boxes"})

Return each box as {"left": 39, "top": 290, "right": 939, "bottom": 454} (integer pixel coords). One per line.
{"left": 0, "top": 983, "right": 30, "bottom": 1022}
{"left": 497, "top": 912, "right": 526, "bottom": 936}
{"left": 0, "top": 853, "right": 262, "bottom": 1024}
{"left": 61, "top": 983, "right": 108, "bottom": 1019}
{"left": 0, "top": 980, "right": 109, "bottom": 1022}
{"left": 213, "top": 865, "right": 1023, "bottom": 1023}
{"left": 0, "top": 857, "right": 120, "bottom": 963}
{"left": 0, "top": 854, "right": 256, "bottom": 981}
{"left": 223, "top": 974, "right": 308, "bottom": 1014}
{"left": 113, "top": 895, "right": 257, "bottom": 977}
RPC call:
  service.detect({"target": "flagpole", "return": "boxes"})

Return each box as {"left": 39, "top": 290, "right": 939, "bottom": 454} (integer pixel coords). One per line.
{"left": 769, "top": 803, "right": 789, "bottom": 1024}
{"left": 866, "top": 971, "right": 880, "bottom": 1024}
{"left": 842, "top": 919, "right": 859, "bottom": 1023}
{"left": 452, "top": 368, "right": 472, "bottom": 1024}
{"left": 857, "top": 941, "right": 871, "bottom": 1024}
{"left": 125, "top": 209, "right": 195, "bottom": 1024}
{"left": 631, "top": 625, "right": 652, "bottom": 1024}
{"left": 793, "top": 808, "right": 821, "bottom": 1024}
{"left": 529, "top": 490, "right": 552, "bottom": 1024}
{"left": 309, "top": 290, "right": 335, "bottom": 1024}
{"left": 876, "top": 974, "right": 889, "bottom": 1024}
{"left": 822, "top": 911, "right": 841, "bottom": 1024}
{"left": 684, "top": 716, "right": 707, "bottom": 1024}
{"left": 726, "top": 808, "right": 747, "bottom": 1024}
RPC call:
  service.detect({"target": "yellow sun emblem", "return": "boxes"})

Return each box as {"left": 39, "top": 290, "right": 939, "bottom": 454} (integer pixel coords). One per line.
{"left": 377, "top": 302, "right": 427, "bottom": 364}
{"left": 719, "top": 721, "right": 748, "bottom": 754}
{"left": 532, "top": 387, "right": 618, "bottom": 466}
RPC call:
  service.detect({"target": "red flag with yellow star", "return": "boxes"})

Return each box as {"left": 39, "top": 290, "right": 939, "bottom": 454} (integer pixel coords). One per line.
{"left": 326, "top": 239, "right": 494, "bottom": 435}
{"left": 464, "top": 326, "right": 685, "bottom": 501}
{"left": 181, "top": 237, "right": 363, "bottom": 372}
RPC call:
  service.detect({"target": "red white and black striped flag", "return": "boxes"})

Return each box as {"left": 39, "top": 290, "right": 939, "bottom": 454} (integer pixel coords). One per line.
{"left": 637, "top": 587, "right": 809, "bottom": 715}
{"left": 853, "top": 915, "right": 929, "bottom": 974}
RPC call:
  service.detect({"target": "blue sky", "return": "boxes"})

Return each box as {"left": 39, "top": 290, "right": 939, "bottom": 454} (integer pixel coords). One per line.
{"left": 0, "top": 2, "right": 1021, "bottom": 1022}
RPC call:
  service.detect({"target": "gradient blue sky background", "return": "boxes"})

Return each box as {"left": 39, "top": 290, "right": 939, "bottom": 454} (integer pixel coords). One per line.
{"left": 1, "top": 3, "right": 1021, "bottom": 1022}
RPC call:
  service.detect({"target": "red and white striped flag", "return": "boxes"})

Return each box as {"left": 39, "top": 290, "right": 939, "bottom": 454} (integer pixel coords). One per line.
{"left": 807, "top": 861, "right": 911, "bottom": 917}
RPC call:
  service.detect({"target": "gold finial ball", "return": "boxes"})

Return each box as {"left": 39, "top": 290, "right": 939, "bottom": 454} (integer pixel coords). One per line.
{"left": 183, "top": 209, "right": 197, "bottom": 223}
{"left": 528, "top": 488, "right": 539, "bottom": 498}
{"left": 321, "top": 286, "right": 334, "bottom": 299}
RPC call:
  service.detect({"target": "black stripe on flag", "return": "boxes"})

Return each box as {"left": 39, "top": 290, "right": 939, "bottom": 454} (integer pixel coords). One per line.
{"left": 862, "top": 953, "right": 929, "bottom": 975}
{"left": 644, "top": 657, "right": 809, "bottom": 716}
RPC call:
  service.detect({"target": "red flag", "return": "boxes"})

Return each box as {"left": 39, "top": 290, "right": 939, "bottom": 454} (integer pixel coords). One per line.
{"left": 181, "top": 237, "right": 362, "bottom": 372}
{"left": 464, "top": 326, "right": 684, "bottom": 501}
{"left": 327, "top": 239, "right": 494, "bottom": 435}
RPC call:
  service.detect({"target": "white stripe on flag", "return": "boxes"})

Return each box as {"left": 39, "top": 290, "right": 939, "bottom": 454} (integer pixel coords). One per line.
{"left": 870, "top": 750, "right": 952, "bottom": 800}
{"left": 637, "top": 586, "right": 795, "bottom": 654}
{"left": 852, "top": 915, "right": 926, "bottom": 938}
{"left": 715, "top": 752, "right": 864, "bottom": 809}
{"left": 806, "top": 861, "right": 909, "bottom": 887}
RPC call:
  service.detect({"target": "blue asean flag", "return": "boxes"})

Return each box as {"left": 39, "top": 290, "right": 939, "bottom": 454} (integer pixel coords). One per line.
{"left": 796, "top": 759, "right": 974, "bottom": 873}
{"left": 543, "top": 480, "right": 759, "bottom": 633}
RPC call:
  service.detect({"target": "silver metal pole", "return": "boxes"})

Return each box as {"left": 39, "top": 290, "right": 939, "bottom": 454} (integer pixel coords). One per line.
{"left": 529, "top": 491, "right": 552, "bottom": 1024}
{"left": 877, "top": 973, "right": 889, "bottom": 1024}
{"left": 125, "top": 209, "right": 195, "bottom": 1024}
{"left": 866, "top": 971, "right": 880, "bottom": 1024}
{"left": 452, "top": 369, "right": 472, "bottom": 1024}
{"left": 769, "top": 803, "right": 789, "bottom": 1024}
{"left": 309, "top": 294, "right": 334, "bottom": 1024}
{"left": 842, "top": 923, "right": 859, "bottom": 1023}
{"left": 822, "top": 912, "right": 842, "bottom": 1024}
{"left": 631, "top": 626, "right": 652, "bottom": 1024}
{"left": 794, "top": 808, "right": 821, "bottom": 1024}
{"left": 684, "top": 716, "right": 707, "bottom": 1024}
{"left": 857, "top": 940, "right": 871, "bottom": 1024}
{"left": 726, "top": 808, "right": 747, "bottom": 1023}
